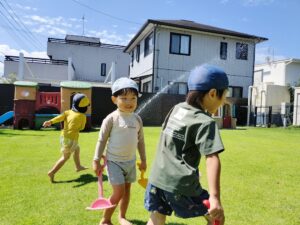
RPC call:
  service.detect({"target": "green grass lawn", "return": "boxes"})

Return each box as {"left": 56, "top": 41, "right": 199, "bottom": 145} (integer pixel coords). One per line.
{"left": 0, "top": 127, "right": 299, "bottom": 225}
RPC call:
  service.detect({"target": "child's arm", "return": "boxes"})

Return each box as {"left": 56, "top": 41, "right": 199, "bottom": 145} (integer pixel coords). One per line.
{"left": 206, "top": 153, "right": 224, "bottom": 223}
{"left": 93, "top": 116, "right": 113, "bottom": 175}
{"left": 43, "top": 120, "right": 52, "bottom": 127}
{"left": 136, "top": 116, "right": 147, "bottom": 171}
{"left": 43, "top": 113, "right": 65, "bottom": 127}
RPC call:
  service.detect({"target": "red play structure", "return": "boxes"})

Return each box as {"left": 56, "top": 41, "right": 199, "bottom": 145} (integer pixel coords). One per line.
{"left": 14, "top": 91, "right": 61, "bottom": 129}
{"left": 35, "top": 92, "right": 61, "bottom": 112}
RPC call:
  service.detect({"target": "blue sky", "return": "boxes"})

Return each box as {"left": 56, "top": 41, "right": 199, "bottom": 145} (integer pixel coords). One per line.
{"left": 0, "top": 0, "right": 299, "bottom": 76}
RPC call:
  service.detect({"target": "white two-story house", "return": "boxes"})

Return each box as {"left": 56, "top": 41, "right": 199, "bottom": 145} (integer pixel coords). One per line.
{"left": 124, "top": 19, "right": 267, "bottom": 99}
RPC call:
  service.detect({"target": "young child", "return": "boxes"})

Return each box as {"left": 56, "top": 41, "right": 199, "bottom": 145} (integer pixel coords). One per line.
{"left": 43, "top": 93, "right": 90, "bottom": 183}
{"left": 93, "top": 77, "right": 147, "bottom": 225}
{"left": 145, "top": 64, "right": 228, "bottom": 225}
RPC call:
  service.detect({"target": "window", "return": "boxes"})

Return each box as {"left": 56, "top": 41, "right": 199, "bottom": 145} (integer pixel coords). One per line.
{"left": 220, "top": 42, "right": 227, "bottom": 60}
{"left": 144, "top": 33, "right": 153, "bottom": 57}
{"left": 170, "top": 33, "right": 191, "bottom": 55}
{"left": 167, "top": 82, "right": 187, "bottom": 95}
{"left": 136, "top": 44, "right": 140, "bottom": 62}
{"left": 227, "top": 86, "right": 243, "bottom": 98}
{"left": 100, "top": 63, "right": 106, "bottom": 76}
{"left": 131, "top": 50, "right": 134, "bottom": 67}
{"left": 236, "top": 43, "right": 248, "bottom": 60}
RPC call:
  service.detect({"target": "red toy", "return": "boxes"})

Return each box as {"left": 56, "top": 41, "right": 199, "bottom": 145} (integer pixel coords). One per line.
{"left": 203, "top": 199, "right": 220, "bottom": 225}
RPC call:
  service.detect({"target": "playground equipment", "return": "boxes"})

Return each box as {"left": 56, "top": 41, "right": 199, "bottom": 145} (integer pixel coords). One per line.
{"left": 0, "top": 111, "right": 14, "bottom": 124}
{"left": 13, "top": 81, "right": 37, "bottom": 129}
{"left": 86, "top": 156, "right": 115, "bottom": 210}
{"left": 10, "top": 80, "right": 92, "bottom": 130}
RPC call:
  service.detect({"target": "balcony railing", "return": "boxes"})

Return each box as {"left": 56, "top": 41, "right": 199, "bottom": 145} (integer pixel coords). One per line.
{"left": 5, "top": 55, "right": 68, "bottom": 65}
{"left": 48, "top": 38, "right": 125, "bottom": 50}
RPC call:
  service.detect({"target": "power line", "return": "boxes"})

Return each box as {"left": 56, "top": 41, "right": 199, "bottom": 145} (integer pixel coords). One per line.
{"left": 0, "top": 1, "right": 42, "bottom": 51}
{"left": 0, "top": 24, "right": 50, "bottom": 39}
{"left": 2, "top": 0, "right": 44, "bottom": 49}
{"left": 71, "top": 0, "right": 141, "bottom": 25}
{"left": 0, "top": 7, "right": 31, "bottom": 50}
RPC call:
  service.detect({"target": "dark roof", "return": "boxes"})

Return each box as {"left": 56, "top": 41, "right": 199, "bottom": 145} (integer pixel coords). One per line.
{"left": 124, "top": 19, "right": 268, "bottom": 52}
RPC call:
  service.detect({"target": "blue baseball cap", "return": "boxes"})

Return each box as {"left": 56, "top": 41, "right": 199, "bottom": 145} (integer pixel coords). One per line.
{"left": 188, "top": 64, "right": 229, "bottom": 91}
{"left": 111, "top": 77, "right": 138, "bottom": 95}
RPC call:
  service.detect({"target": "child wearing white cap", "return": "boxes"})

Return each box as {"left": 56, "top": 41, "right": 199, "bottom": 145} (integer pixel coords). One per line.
{"left": 93, "top": 77, "right": 147, "bottom": 225}
{"left": 145, "top": 64, "right": 228, "bottom": 225}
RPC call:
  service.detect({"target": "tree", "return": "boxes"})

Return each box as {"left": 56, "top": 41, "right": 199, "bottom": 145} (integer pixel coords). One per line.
{"left": 0, "top": 73, "right": 17, "bottom": 84}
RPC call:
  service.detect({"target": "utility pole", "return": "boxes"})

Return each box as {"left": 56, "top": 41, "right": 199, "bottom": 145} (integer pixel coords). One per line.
{"left": 82, "top": 15, "right": 85, "bottom": 36}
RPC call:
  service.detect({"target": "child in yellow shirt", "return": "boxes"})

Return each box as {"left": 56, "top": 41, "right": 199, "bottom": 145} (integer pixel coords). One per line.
{"left": 43, "top": 93, "right": 90, "bottom": 183}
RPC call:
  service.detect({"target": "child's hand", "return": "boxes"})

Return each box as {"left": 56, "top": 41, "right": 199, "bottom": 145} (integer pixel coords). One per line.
{"left": 208, "top": 197, "right": 224, "bottom": 224}
{"left": 92, "top": 156, "right": 106, "bottom": 176}
{"left": 137, "top": 160, "right": 147, "bottom": 171}
{"left": 43, "top": 121, "right": 51, "bottom": 127}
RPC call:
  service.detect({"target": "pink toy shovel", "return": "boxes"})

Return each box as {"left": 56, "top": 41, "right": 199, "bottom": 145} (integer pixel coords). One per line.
{"left": 86, "top": 157, "right": 115, "bottom": 210}
{"left": 203, "top": 200, "right": 220, "bottom": 225}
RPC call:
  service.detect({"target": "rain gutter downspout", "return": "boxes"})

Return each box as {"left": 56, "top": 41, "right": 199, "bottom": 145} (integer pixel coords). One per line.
{"left": 260, "top": 89, "right": 266, "bottom": 126}
{"left": 247, "top": 41, "right": 257, "bottom": 126}
{"left": 152, "top": 24, "right": 157, "bottom": 93}
{"left": 247, "top": 86, "right": 255, "bottom": 126}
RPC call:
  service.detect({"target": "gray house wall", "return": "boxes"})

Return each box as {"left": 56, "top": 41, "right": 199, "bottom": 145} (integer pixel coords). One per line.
{"left": 152, "top": 27, "right": 255, "bottom": 97}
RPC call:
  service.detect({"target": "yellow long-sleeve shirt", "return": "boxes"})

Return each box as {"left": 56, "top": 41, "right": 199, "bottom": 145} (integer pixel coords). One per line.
{"left": 50, "top": 110, "right": 86, "bottom": 141}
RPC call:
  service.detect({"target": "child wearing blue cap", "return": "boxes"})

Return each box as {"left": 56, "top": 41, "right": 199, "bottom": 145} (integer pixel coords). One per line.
{"left": 43, "top": 93, "right": 90, "bottom": 183}
{"left": 145, "top": 64, "right": 228, "bottom": 225}
{"left": 93, "top": 77, "right": 147, "bottom": 225}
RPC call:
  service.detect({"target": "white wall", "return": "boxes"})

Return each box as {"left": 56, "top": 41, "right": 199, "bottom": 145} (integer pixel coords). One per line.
{"left": 48, "top": 41, "right": 130, "bottom": 82}
{"left": 285, "top": 63, "right": 300, "bottom": 86}
{"left": 252, "top": 83, "right": 290, "bottom": 113}
{"left": 4, "top": 60, "right": 69, "bottom": 83}
{"left": 129, "top": 32, "right": 154, "bottom": 79}
{"left": 255, "top": 61, "right": 300, "bottom": 86}
{"left": 156, "top": 27, "right": 255, "bottom": 96}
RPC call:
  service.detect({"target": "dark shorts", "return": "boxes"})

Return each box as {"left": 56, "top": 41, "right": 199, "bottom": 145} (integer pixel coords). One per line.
{"left": 144, "top": 183, "right": 209, "bottom": 218}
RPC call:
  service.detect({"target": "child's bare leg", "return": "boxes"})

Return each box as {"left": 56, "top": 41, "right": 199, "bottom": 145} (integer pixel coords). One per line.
{"left": 101, "top": 184, "right": 125, "bottom": 225}
{"left": 48, "top": 152, "right": 71, "bottom": 182}
{"left": 147, "top": 211, "right": 166, "bottom": 225}
{"left": 73, "top": 147, "right": 87, "bottom": 171}
{"left": 118, "top": 183, "right": 132, "bottom": 225}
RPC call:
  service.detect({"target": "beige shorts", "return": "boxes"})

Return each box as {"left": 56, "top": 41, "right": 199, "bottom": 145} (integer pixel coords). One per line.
{"left": 60, "top": 136, "right": 79, "bottom": 153}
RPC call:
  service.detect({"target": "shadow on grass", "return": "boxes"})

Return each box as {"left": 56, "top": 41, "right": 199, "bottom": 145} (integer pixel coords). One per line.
{"left": 130, "top": 220, "right": 147, "bottom": 225}
{"left": 53, "top": 173, "right": 109, "bottom": 188}
{"left": 131, "top": 220, "right": 185, "bottom": 225}
{"left": 0, "top": 130, "right": 46, "bottom": 137}
{"left": 223, "top": 127, "right": 247, "bottom": 131}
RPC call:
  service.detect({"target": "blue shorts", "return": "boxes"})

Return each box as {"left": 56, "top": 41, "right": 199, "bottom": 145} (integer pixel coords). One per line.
{"left": 144, "top": 183, "right": 209, "bottom": 218}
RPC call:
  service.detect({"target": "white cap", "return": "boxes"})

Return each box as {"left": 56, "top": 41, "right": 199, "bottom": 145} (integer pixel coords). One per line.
{"left": 111, "top": 77, "right": 138, "bottom": 94}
